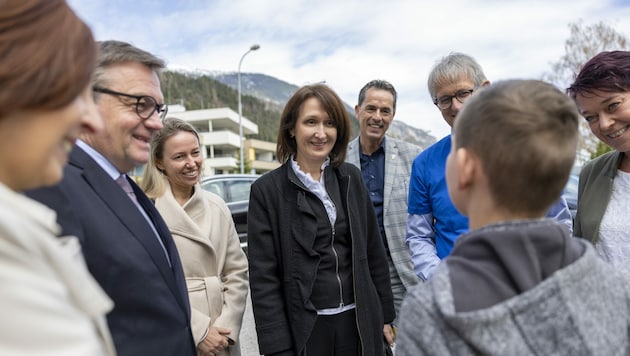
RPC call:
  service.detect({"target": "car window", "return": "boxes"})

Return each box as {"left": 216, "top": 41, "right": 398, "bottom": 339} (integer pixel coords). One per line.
{"left": 564, "top": 175, "right": 578, "bottom": 196}
{"left": 228, "top": 180, "right": 252, "bottom": 202}
{"left": 203, "top": 181, "right": 226, "bottom": 200}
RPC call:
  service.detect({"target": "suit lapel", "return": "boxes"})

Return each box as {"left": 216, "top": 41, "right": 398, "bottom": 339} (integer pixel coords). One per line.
{"left": 132, "top": 181, "right": 191, "bottom": 315}
{"left": 71, "top": 148, "right": 190, "bottom": 315}
{"left": 347, "top": 137, "right": 361, "bottom": 168}
{"left": 383, "top": 138, "right": 398, "bottom": 214}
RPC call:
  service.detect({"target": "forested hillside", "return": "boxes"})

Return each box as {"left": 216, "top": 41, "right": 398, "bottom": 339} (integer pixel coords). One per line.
{"left": 159, "top": 70, "right": 434, "bottom": 148}
{"left": 160, "top": 71, "right": 288, "bottom": 142}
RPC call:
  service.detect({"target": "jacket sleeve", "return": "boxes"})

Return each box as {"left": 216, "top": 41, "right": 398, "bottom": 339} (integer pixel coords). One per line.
{"left": 247, "top": 180, "right": 294, "bottom": 355}
{"left": 546, "top": 196, "right": 573, "bottom": 235}
{"left": 357, "top": 171, "right": 396, "bottom": 324}
{"left": 406, "top": 213, "right": 440, "bottom": 281}
{"left": 211, "top": 201, "right": 249, "bottom": 342}
{"left": 406, "top": 155, "right": 441, "bottom": 281}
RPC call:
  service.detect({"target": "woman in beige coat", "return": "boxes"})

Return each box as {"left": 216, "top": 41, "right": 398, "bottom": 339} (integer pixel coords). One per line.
{"left": 142, "top": 118, "right": 249, "bottom": 356}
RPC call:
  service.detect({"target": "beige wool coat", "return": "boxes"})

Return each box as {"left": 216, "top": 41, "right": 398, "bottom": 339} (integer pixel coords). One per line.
{"left": 155, "top": 185, "right": 249, "bottom": 356}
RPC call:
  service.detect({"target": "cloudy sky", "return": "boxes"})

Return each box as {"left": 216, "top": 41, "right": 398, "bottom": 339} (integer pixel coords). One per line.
{"left": 68, "top": 0, "right": 630, "bottom": 140}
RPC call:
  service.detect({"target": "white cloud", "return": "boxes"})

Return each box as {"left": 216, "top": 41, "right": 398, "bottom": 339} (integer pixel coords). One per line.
{"left": 68, "top": 0, "right": 630, "bottom": 138}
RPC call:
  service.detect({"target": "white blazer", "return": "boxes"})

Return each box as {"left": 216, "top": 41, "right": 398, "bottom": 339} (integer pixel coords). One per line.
{"left": 0, "top": 183, "right": 115, "bottom": 355}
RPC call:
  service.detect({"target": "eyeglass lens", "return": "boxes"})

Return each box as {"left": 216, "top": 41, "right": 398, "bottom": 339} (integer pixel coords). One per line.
{"left": 137, "top": 96, "right": 167, "bottom": 120}
{"left": 437, "top": 90, "right": 474, "bottom": 109}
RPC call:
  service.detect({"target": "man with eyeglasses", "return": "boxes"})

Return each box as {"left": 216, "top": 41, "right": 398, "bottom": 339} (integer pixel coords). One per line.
{"left": 405, "top": 52, "right": 573, "bottom": 281}
{"left": 28, "top": 41, "right": 196, "bottom": 356}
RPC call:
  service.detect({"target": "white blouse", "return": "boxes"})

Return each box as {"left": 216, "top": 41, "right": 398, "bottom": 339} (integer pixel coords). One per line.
{"left": 596, "top": 170, "right": 630, "bottom": 281}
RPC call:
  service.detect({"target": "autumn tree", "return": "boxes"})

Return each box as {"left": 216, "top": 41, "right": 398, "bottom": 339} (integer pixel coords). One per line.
{"left": 542, "top": 20, "right": 629, "bottom": 162}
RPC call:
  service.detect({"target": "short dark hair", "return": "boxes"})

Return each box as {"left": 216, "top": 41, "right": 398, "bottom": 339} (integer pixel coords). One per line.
{"left": 276, "top": 83, "right": 350, "bottom": 167}
{"left": 567, "top": 50, "right": 630, "bottom": 98}
{"left": 357, "top": 79, "right": 397, "bottom": 111}
{"left": 454, "top": 79, "right": 579, "bottom": 215}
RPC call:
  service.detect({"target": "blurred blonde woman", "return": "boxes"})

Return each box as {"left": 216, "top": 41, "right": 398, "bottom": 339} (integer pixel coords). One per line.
{"left": 0, "top": 0, "right": 115, "bottom": 354}
{"left": 142, "top": 118, "right": 248, "bottom": 356}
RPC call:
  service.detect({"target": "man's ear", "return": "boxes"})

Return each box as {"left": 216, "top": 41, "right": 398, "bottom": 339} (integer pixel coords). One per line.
{"left": 456, "top": 147, "right": 476, "bottom": 190}
{"left": 354, "top": 104, "right": 360, "bottom": 117}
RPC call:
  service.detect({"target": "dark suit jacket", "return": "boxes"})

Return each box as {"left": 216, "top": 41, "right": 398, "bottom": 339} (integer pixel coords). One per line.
{"left": 27, "top": 147, "right": 196, "bottom": 356}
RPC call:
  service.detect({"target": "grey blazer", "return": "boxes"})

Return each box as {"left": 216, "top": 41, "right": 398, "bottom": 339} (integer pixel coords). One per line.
{"left": 346, "top": 136, "right": 422, "bottom": 289}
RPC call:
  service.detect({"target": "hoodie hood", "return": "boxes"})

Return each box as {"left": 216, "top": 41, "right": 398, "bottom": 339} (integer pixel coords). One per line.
{"left": 396, "top": 220, "right": 630, "bottom": 356}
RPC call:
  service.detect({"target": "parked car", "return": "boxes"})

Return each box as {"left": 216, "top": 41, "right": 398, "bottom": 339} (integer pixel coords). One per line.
{"left": 200, "top": 174, "right": 260, "bottom": 253}
{"left": 563, "top": 174, "right": 579, "bottom": 222}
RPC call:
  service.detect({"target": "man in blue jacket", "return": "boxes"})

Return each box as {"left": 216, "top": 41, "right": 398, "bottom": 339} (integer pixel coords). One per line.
{"left": 406, "top": 52, "right": 573, "bottom": 281}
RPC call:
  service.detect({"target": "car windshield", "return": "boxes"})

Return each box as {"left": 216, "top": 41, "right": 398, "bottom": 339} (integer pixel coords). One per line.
{"left": 201, "top": 175, "right": 258, "bottom": 204}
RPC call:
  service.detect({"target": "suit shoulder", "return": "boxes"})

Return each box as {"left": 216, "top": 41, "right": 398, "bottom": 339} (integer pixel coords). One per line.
{"left": 390, "top": 137, "right": 422, "bottom": 157}
{"left": 416, "top": 136, "right": 450, "bottom": 159}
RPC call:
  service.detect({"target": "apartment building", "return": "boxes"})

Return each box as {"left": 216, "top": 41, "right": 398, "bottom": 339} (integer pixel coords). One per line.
{"left": 167, "top": 105, "right": 280, "bottom": 175}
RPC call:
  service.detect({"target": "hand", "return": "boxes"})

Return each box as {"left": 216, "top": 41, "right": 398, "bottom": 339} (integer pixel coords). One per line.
{"left": 383, "top": 324, "right": 395, "bottom": 347}
{"left": 197, "top": 326, "right": 232, "bottom": 356}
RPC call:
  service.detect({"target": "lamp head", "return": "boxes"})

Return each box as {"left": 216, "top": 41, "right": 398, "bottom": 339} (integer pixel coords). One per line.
{"left": 250, "top": 44, "right": 260, "bottom": 51}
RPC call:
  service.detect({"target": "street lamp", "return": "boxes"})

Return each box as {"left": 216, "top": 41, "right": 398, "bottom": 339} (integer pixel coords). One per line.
{"left": 238, "top": 44, "right": 260, "bottom": 174}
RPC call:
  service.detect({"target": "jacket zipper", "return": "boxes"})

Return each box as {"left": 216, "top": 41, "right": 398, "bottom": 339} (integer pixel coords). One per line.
{"left": 329, "top": 215, "right": 344, "bottom": 308}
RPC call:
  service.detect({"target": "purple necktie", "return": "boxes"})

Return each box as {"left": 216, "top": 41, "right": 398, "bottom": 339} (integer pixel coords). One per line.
{"left": 116, "top": 174, "right": 172, "bottom": 266}
{"left": 116, "top": 174, "right": 138, "bottom": 204}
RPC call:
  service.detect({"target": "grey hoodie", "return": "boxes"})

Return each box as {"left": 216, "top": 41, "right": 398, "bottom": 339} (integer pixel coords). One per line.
{"left": 397, "top": 219, "right": 630, "bottom": 356}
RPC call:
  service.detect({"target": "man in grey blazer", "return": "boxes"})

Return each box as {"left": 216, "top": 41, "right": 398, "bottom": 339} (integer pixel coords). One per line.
{"left": 346, "top": 79, "right": 423, "bottom": 315}
{"left": 27, "top": 41, "right": 196, "bottom": 356}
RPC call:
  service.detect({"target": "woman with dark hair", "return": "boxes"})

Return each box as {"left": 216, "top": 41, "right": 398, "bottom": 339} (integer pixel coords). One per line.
{"left": 568, "top": 50, "right": 630, "bottom": 280}
{"left": 248, "top": 83, "right": 395, "bottom": 356}
{"left": 0, "top": 0, "right": 114, "bottom": 354}
{"left": 142, "top": 118, "right": 248, "bottom": 356}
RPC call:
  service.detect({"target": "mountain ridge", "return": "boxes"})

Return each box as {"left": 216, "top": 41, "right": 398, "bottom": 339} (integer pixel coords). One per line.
{"left": 161, "top": 69, "right": 436, "bottom": 149}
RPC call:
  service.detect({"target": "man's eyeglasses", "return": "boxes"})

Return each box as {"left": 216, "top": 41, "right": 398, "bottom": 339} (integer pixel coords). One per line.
{"left": 434, "top": 87, "right": 478, "bottom": 110}
{"left": 93, "top": 87, "right": 168, "bottom": 120}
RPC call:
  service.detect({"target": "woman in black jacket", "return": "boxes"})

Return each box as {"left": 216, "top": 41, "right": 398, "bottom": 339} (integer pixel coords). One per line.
{"left": 248, "top": 83, "right": 395, "bottom": 356}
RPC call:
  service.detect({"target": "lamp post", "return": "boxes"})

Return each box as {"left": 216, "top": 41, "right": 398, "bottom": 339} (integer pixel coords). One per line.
{"left": 238, "top": 44, "right": 260, "bottom": 174}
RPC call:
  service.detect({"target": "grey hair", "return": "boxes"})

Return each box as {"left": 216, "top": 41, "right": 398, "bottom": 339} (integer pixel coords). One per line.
{"left": 427, "top": 52, "right": 487, "bottom": 101}
{"left": 91, "top": 40, "right": 165, "bottom": 89}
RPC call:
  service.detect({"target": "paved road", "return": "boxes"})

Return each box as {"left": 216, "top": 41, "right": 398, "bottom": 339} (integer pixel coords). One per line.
{"left": 239, "top": 289, "right": 261, "bottom": 356}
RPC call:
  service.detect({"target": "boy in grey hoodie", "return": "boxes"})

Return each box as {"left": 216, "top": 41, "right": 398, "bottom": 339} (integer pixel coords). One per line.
{"left": 397, "top": 79, "right": 630, "bottom": 355}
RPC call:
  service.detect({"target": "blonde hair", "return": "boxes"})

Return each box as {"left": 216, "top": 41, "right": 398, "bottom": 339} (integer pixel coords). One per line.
{"left": 141, "top": 117, "right": 201, "bottom": 199}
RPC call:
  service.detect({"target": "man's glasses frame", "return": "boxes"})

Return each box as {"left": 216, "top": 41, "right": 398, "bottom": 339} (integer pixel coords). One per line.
{"left": 434, "top": 86, "right": 479, "bottom": 110}
{"left": 93, "top": 87, "right": 168, "bottom": 120}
